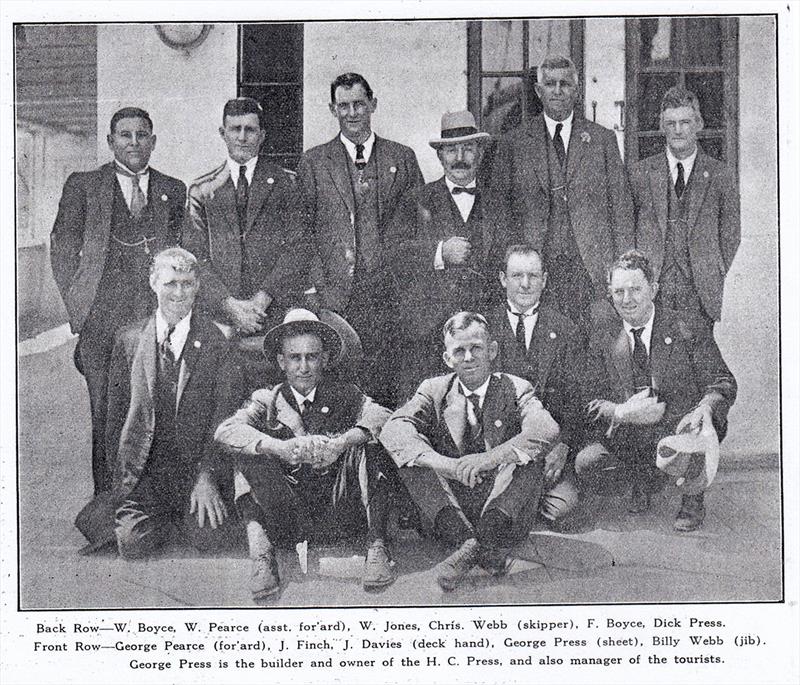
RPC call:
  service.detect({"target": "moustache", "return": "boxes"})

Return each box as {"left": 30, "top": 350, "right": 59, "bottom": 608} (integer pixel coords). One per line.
{"left": 450, "top": 162, "right": 472, "bottom": 170}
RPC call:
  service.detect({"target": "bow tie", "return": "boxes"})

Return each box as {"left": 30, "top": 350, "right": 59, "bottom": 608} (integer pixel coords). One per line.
{"left": 451, "top": 186, "right": 477, "bottom": 196}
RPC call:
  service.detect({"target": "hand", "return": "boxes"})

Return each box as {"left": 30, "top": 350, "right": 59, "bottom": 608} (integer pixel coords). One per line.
{"left": 441, "top": 236, "right": 472, "bottom": 266}
{"left": 587, "top": 399, "right": 617, "bottom": 422}
{"left": 676, "top": 403, "right": 713, "bottom": 435}
{"left": 544, "top": 442, "right": 569, "bottom": 483}
{"left": 189, "top": 472, "right": 227, "bottom": 529}
{"left": 614, "top": 389, "right": 666, "bottom": 426}
{"left": 307, "top": 435, "right": 346, "bottom": 470}
{"left": 250, "top": 290, "right": 273, "bottom": 314}
{"left": 272, "top": 437, "right": 306, "bottom": 466}
{"left": 453, "top": 453, "right": 492, "bottom": 489}
{"left": 224, "top": 297, "right": 265, "bottom": 335}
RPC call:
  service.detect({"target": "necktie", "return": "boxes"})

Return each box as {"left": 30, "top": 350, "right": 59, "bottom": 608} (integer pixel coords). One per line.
{"left": 300, "top": 398, "right": 312, "bottom": 415}
{"left": 675, "top": 162, "right": 686, "bottom": 199}
{"left": 514, "top": 311, "right": 529, "bottom": 350}
{"left": 451, "top": 186, "right": 477, "bottom": 196}
{"left": 129, "top": 174, "right": 147, "bottom": 218}
{"left": 631, "top": 327, "right": 650, "bottom": 389}
{"left": 236, "top": 165, "right": 249, "bottom": 231}
{"left": 355, "top": 143, "right": 366, "bottom": 171}
{"left": 467, "top": 393, "right": 483, "bottom": 440}
{"left": 553, "top": 122, "right": 566, "bottom": 168}
{"left": 159, "top": 326, "right": 176, "bottom": 375}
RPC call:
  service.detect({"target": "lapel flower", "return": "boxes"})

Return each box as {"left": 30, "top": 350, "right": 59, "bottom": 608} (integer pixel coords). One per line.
{"left": 549, "top": 331, "right": 557, "bottom": 339}
{"left": 494, "top": 419, "right": 503, "bottom": 428}
{"left": 703, "top": 171, "right": 709, "bottom": 178}
{"left": 267, "top": 177, "right": 275, "bottom": 184}
{"left": 193, "top": 340, "right": 201, "bottom": 349}
{"left": 161, "top": 194, "right": 169, "bottom": 201}
{"left": 389, "top": 166, "right": 397, "bottom": 174}
{"left": 321, "top": 406, "right": 330, "bottom": 414}
{"left": 581, "top": 131, "right": 591, "bottom": 144}
{"left": 664, "top": 337, "right": 672, "bottom": 345}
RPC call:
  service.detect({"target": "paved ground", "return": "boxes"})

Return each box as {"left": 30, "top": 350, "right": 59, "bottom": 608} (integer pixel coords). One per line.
{"left": 17, "top": 339, "right": 783, "bottom": 609}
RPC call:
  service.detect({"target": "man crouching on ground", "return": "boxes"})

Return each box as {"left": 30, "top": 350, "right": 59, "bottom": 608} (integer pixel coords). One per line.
{"left": 380, "top": 311, "right": 559, "bottom": 591}
{"left": 215, "top": 308, "right": 398, "bottom": 599}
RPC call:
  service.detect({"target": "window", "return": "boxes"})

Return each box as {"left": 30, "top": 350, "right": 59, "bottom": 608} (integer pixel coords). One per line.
{"left": 238, "top": 23, "right": 304, "bottom": 170}
{"left": 625, "top": 17, "right": 739, "bottom": 169}
{"left": 467, "top": 19, "right": 585, "bottom": 135}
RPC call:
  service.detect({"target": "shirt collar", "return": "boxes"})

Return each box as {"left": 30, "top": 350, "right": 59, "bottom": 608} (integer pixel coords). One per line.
{"left": 543, "top": 110, "right": 574, "bottom": 136}
{"left": 665, "top": 145, "right": 698, "bottom": 176}
{"left": 290, "top": 385, "right": 317, "bottom": 409}
{"left": 444, "top": 176, "right": 477, "bottom": 192}
{"left": 114, "top": 160, "right": 149, "bottom": 177}
{"left": 506, "top": 299, "right": 539, "bottom": 316}
{"left": 623, "top": 305, "right": 656, "bottom": 337}
{"left": 155, "top": 308, "right": 192, "bottom": 342}
{"left": 339, "top": 131, "right": 375, "bottom": 162}
{"left": 459, "top": 375, "right": 492, "bottom": 401}
{"left": 227, "top": 155, "right": 258, "bottom": 183}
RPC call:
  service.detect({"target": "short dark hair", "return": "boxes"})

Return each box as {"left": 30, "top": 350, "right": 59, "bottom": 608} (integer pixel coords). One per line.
{"left": 110, "top": 107, "right": 153, "bottom": 135}
{"left": 539, "top": 55, "right": 579, "bottom": 85}
{"left": 607, "top": 249, "right": 655, "bottom": 285}
{"left": 660, "top": 86, "right": 703, "bottom": 119}
{"left": 222, "top": 97, "right": 265, "bottom": 129}
{"left": 330, "top": 73, "right": 374, "bottom": 103}
{"left": 443, "top": 311, "right": 493, "bottom": 342}
{"left": 503, "top": 244, "right": 544, "bottom": 271}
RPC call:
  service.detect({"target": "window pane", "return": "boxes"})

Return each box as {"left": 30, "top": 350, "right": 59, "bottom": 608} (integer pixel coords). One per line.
{"left": 638, "top": 18, "right": 677, "bottom": 68}
{"left": 528, "top": 19, "right": 571, "bottom": 68}
{"left": 481, "top": 76, "right": 524, "bottom": 135}
{"left": 239, "top": 85, "right": 302, "bottom": 155}
{"left": 684, "top": 18, "right": 723, "bottom": 66}
{"left": 240, "top": 23, "right": 303, "bottom": 83}
{"left": 637, "top": 72, "right": 680, "bottom": 131}
{"left": 481, "top": 20, "right": 524, "bottom": 71}
{"left": 685, "top": 72, "right": 725, "bottom": 129}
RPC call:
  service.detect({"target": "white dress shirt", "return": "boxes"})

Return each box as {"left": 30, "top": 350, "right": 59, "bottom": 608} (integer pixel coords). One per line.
{"left": 114, "top": 161, "right": 150, "bottom": 210}
{"left": 543, "top": 110, "right": 574, "bottom": 156}
{"left": 434, "top": 177, "right": 478, "bottom": 269}
{"left": 666, "top": 145, "right": 698, "bottom": 186}
{"left": 623, "top": 306, "right": 656, "bottom": 356}
{"left": 290, "top": 385, "right": 317, "bottom": 413}
{"left": 339, "top": 131, "right": 376, "bottom": 165}
{"left": 155, "top": 309, "right": 192, "bottom": 360}
{"left": 459, "top": 375, "right": 491, "bottom": 426}
{"left": 505, "top": 301, "right": 540, "bottom": 350}
{"left": 227, "top": 156, "right": 258, "bottom": 189}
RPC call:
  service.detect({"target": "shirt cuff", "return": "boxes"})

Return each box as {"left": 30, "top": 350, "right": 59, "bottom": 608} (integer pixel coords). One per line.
{"left": 434, "top": 240, "right": 445, "bottom": 270}
{"left": 511, "top": 446, "right": 532, "bottom": 465}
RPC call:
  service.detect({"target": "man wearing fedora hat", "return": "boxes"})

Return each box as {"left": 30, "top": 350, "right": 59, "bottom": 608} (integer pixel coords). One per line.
{"left": 385, "top": 110, "right": 517, "bottom": 399}
{"left": 215, "top": 308, "right": 399, "bottom": 599}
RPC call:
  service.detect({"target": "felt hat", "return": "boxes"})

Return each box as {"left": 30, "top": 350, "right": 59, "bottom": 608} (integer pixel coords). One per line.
{"left": 429, "top": 110, "right": 491, "bottom": 148}
{"left": 656, "top": 427, "right": 720, "bottom": 493}
{"left": 262, "top": 308, "right": 343, "bottom": 363}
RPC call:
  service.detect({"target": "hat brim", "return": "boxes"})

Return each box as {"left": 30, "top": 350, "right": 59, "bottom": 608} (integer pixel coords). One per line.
{"left": 429, "top": 131, "right": 492, "bottom": 148}
{"left": 262, "top": 319, "right": 343, "bottom": 363}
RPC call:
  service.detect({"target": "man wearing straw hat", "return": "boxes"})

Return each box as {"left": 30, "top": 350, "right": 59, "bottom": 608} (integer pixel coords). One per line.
{"left": 386, "top": 110, "right": 517, "bottom": 399}
{"left": 215, "top": 308, "right": 399, "bottom": 599}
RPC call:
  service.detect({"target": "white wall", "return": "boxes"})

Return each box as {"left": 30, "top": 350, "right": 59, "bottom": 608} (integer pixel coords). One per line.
{"left": 303, "top": 20, "right": 468, "bottom": 182}
{"left": 584, "top": 18, "right": 626, "bottom": 157}
{"left": 96, "top": 24, "right": 238, "bottom": 185}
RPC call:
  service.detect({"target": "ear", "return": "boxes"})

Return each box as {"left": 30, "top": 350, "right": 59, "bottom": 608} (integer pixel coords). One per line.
{"left": 499, "top": 270, "right": 508, "bottom": 289}
{"left": 106, "top": 133, "right": 114, "bottom": 150}
{"left": 541, "top": 271, "right": 548, "bottom": 290}
{"left": 534, "top": 82, "right": 544, "bottom": 98}
{"left": 443, "top": 350, "right": 455, "bottom": 370}
{"left": 277, "top": 353, "right": 286, "bottom": 373}
{"left": 651, "top": 281, "right": 660, "bottom": 299}
{"left": 488, "top": 340, "right": 499, "bottom": 362}
{"left": 218, "top": 126, "right": 226, "bottom": 140}
{"left": 321, "top": 350, "right": 330, "bottom": 369}
{"left": 328, "top": 102, "right": 337, "bottom": 118}
{"left": 369, "top": 97, "right": 378, "bottom": 113}
{"left": 150, "top": 133, "right": 157, "bottom": 151}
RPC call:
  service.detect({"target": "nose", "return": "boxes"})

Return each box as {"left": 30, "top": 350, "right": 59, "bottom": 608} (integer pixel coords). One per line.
{"left": 299, "top": 357, "right": 310, "bottom": 373}
{"left": 520, "top": 274, "right": 531, "bottom": 288}
{"left": 347, "top": 103, "right": 358, "bottom": 117}
{"left": 621, "top": 288, "right": 633, "bottom": 305}
{"left": 553, "top": 81, "right": 562, "bottom": 95}
{"left": 456, "top": 146, "right": 465, "bottom": 161}
{"left": 463, "top": 349, "right": 474, "bottom": 362}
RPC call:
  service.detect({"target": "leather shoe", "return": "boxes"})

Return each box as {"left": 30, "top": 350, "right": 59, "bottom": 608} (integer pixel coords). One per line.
{"left": 628, "top": 485, "right": 651, "bottom": 513}
{"left": 250, "top": 550, "right": 280, "bottom": 600}
{"left": 674, "top": 493, "right": 706, "bottom": 532}
{"left": 478, "top": 546, "right": 511, "bottom": 576}
{"left": 436, "top": 538, "right": 481, "bottom": 591}
{"left": 363, "top": 540, "right": 395, "bottom": 590}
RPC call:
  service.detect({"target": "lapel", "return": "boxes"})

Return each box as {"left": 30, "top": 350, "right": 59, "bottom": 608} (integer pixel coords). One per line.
{"left": 97, "top": 163, "right": 116, "bottom": 240}
{"left": 648, "top": 154, "right": 670, "bottom": 242}
{"left": 481, "top": 375, "right": 514, "bottom": 448}
{"left": 565, "top": 117, "right": 587, "bottom": 182}
{"left": 148, "top": 169, "right": 169, "bottom": 231}
{"left": 175, "top": 312, "right": 205, "bottom": 413}
{"left": 373, "top": 136, "right": 398, "bottom": 221}
{"left": 325, "top": 138, "right": 356, "bottom": 218}
{"left": 531, "top": 307, "right": 559, "bottom": 386}
{"left": 245, "top": 157, "right": 276, "bottom": 235}
{"left": 275, "top": 384, "right": 308, "bottom": 437}
{"left": 442, "top": 376, "right": 467, "bottom": 454}
{"left": 138, "top": 316, "right": 158, "bottom": 402}
{"left": 648, "top": 308, "right": 675, "bottom": 394}
{"left": 525, "top": 116, "right": 550, "bottom": 191}
{"left": 608, "top": 324, "right": 635, "bottom": 398}
{"left": 685, "top": 147, "right": 712, "bottom": 234}
{"left": 214, "top": 177, "right": 240, "bottom": 237}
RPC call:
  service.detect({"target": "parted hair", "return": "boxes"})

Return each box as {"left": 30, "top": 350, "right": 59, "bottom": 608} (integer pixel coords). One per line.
{"left": 443, "top": 311, "right": 493, "bottom": 341}
{"left": 607, "top": 249, "right": 655, "bottom": 285}
{"left": 330, "top": 72, "right": 374, "bottom": 103}
{"left": 503, "top": 244, "right": 544, "bottom": 271}
{"left": 150, "top": 247, "right": 198, "bottom": 278}
{"left": 660, "top": 86, "right": 703, "bottom": 121}
{"left": 110, "top": 107, "right": 153, "bottom": 135}
{"left": 538, "top": 55, "right": 579, "bottom": 84}
{"left": 223, "top": 97, "right": 265, "bottom": 129}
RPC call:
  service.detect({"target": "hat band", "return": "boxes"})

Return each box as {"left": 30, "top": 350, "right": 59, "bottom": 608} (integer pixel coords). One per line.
{"left": 440, "top": 126, "right": 479, "bottom": 139}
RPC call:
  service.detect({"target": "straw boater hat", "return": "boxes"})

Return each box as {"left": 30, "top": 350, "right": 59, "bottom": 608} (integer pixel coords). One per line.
{"left": 263, "top": 308, "right": 344, "bottom": 363}
{"left": 429, "top": 110, "right": 492, "bottom": 148}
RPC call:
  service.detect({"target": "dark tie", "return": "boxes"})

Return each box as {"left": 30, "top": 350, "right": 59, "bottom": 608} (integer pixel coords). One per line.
{"left": 631, "top": 327, "right": 650, "bottom": 389}
{"left": 466, "top": 393, "right": 484, "bottom": 446}
{"left": 553, "top": 122, "right": 566, "bottom": 168}
{"left": 300, "top": 398, "right": 312, "bottom": 415}
{"left": 159, "top": 326, "right": 176, "bottom": 376}
{"left": 355, "top": 143, "right": 366, "bottom": 171}
{"left": 236, "top": 165, "right": 249, "bottom": 232}
{"left": 451, "top": 186, "right": 477, "bottom": 196}
{"left": 675, "top": 162, "right": 686, "bottom": 199}
{"left": 115, "top": 165, "right": 147, "bottom": 218}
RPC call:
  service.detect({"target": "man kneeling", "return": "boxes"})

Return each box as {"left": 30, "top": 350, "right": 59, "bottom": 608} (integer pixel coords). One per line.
{"left": 215, "top": 309, "right": 398, "bottom": 599}
{"left": 380, "top": 312, "right": 558, "bottom": 591}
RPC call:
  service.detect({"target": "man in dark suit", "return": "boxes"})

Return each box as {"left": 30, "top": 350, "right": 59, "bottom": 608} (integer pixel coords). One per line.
{"left": 487, "top": 244, "right": 592, "bottom": 525}
{"left": 297, "top": 73, "right": 423, "bottom": 403}
{"left": 387, "top": 111, "right": 517, "bottom": 400}
{"left": 184, "top": 97, "right": 308, "bottom": 337}
{"left": 75, "top": 248, "right": 243, "bottom": 557}
{"left": 490, "top": 55, "right": 634, "bottom": 328}
{"left": 51, "top": 107, "right": 186, "bottom": 495}
{"left": 381, "top": 312, "right": 558, "bottom": 591}
{"left": 215, "top": 309, "right": 399, "bottom": 599}
{"left": 579, "top": 250, "right": 737, "bottom": 531}
{"left": 630, "top": 86, "right": 741, "bottom": 326}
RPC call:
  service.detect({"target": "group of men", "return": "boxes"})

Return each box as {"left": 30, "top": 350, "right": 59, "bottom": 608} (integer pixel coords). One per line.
{"left": 51, "top": 55, "right": 739, "bottom": 598}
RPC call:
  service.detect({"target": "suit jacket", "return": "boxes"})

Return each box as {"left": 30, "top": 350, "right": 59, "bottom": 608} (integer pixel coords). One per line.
{"left": 489, "top": 114, "right": 634, "bottom": 295}
{"left": 380, "top": 372, "right": 558, "bottom": 468}
{"left": 386, "top": 177, "right": 517, "bottom": 340}
{"left": 297, "top": 135, "right": 424, "bottom": 312}
{"left": 587, "top": 301, "right": 737, "bottom": 439}
{"left": 630, "top": 146, "right": 741, "bottom": 321}
{"left": 183, "top": 157, "right": 308, "bottom": 319}
{"left": 50, "top": 163, "right": 186, "bottom": 333}
{"left": 487, "top": 302, "right": 590, "bottom": 446}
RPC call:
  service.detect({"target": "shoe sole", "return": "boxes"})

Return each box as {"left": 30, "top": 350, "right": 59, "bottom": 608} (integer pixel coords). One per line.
{"left": 252, "top": 585, "right": 281, "bottom": 600}
{"left": 363, "top": 576, "right": 396, "bottom": 591}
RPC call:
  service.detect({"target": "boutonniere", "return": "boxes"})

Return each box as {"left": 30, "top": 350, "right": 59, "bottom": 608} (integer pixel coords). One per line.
{"left": 494, "top": 419, "right": 503, "bottom": 428}
{"left": 664, "top": 337, "right": 672, "bottom": 345}
{"left": 389, "top": 166, "right": 397, "bottom": 174}
{"left": 549, "top": 331, "right": 557, "bottom": 339}
{"left": 267, "top": 177, "right": 275, "bottom": 185}
{"left": 193, "top": 340, "right": 201, "bottom": 349}
{"left": 580, "top": 131, "right": 591, "bottom": 144}
{"left": 161, "top": 194, "right": 169, "bottom": 201}
{"left": 321, "top": 406, "right": 330, "bottom": 414}
{"left": 703, "top": 171, "right": 709, "bottom": 179}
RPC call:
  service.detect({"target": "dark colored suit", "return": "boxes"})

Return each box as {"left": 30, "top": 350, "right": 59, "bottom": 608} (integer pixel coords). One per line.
{"left": 50, "top": 163, "right": 186, "bottom": 494}
{"left": 184, "top": 158, "right": 308, "bottom": 324}
{"left": 74, "top": 311, "right": 244, "bottom": 556}
{"left": 578, "top": 301, "right": 737, "bottom": 490}
{"left": 631, "top": 147, "right": 741, "bottom": 322}
{"left": 386, "top": 178, "right": 517, "bottom": 398}
{"left": 490, "top": 115, "right": 634, "bottom": 324}
{"left": 380, "top": 372, "right": 558, "bottom": 545}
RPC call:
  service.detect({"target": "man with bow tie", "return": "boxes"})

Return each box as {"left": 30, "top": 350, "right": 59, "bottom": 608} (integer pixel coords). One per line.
{"left": 74, "top": 248, "right": 243, "bottom": 557}
{"left": 578, "top": 250, "right": 736, "bottom": 531}
{"left": 51, "top": 107, "right": 186, "bottom": 496}
{"left": 386, "top": 111, "right": 517, "bottom": 400}
{"left": 381, "top": 312, "right": 558, "bottom": 591}
{"left": 215, "top": 308, "right": 399, "bottom": 599}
